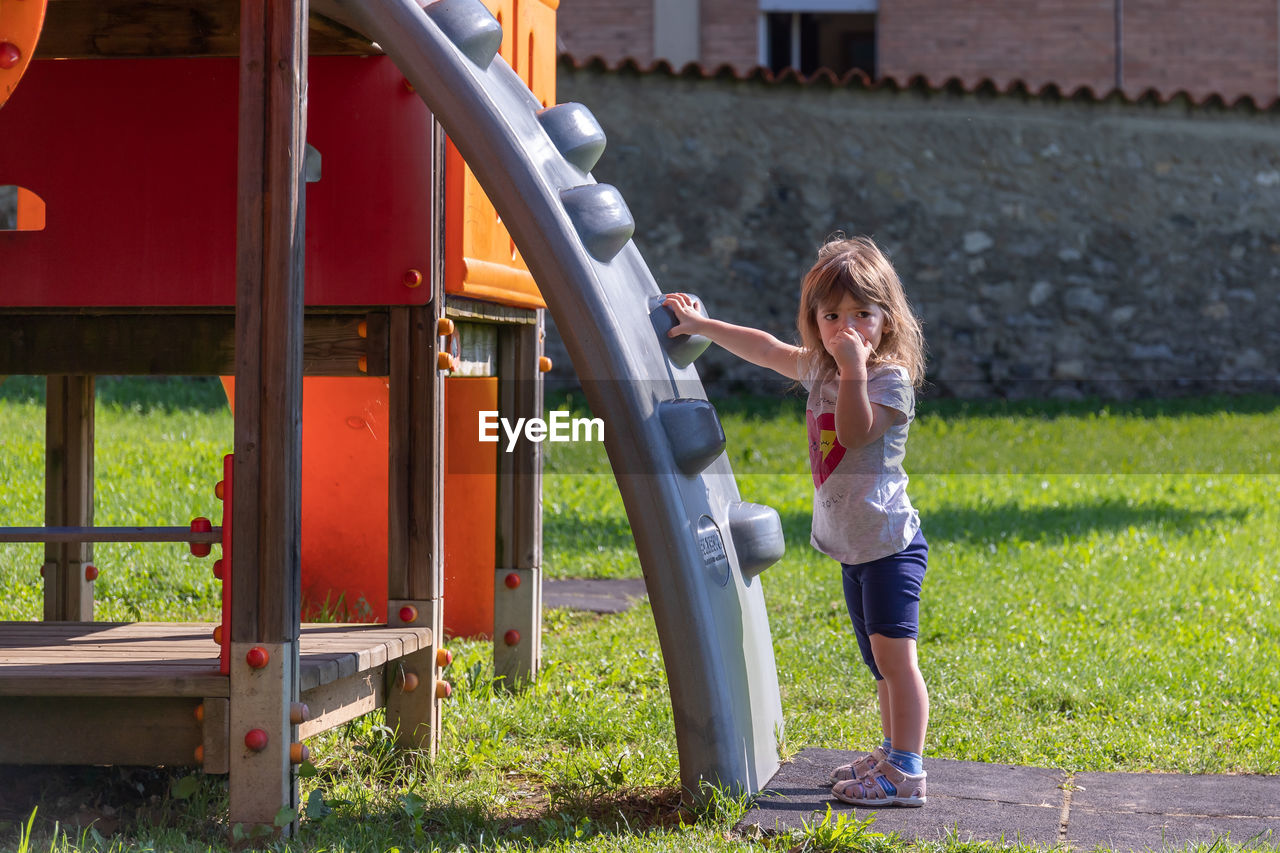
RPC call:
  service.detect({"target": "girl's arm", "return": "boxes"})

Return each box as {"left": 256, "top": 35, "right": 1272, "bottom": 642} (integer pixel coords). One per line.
{"left": 661, "top": 293, "right": 802, "bottom": 381}
{"left": 834, "top": 376, "right": 899, "bottom": 449}
{"left": 827, "top": 325, "right": 898, "bottom": 449}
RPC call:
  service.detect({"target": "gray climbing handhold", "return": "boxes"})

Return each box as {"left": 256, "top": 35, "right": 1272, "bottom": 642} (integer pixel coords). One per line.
{"left": 424, "top": 0, "right": 503, "bottom": 70}
{"left": 649, "top": 295, "right": 712, "bottom": 368}
{"left": 659, "top": 398, "right": 727, "bottom": 476}
{"left": 560, "top": 184, "right": 634, "bottom": 263}
{"left": 727, "top": 502, "right": 785, "bottom": 579}
{"left": 537, "top": 103, "right": 607, "bottom": 173}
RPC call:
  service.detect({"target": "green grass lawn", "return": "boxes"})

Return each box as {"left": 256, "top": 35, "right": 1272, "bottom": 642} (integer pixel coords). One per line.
{"left": 1, "top": 377, "right": 1278, "bottom": 852}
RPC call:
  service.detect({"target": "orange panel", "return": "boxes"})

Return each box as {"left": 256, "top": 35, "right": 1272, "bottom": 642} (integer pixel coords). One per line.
{"left": 0, "top": 0, "right": 47, "bottom": 108}
{"left": 442, "top": 376, "right": 498, "bottom": 638}
{"left": 223, "top": 376, "right": 390, "bottom": 622}
{"left": 444, "top": 0, "right": 557, "bottom": 311}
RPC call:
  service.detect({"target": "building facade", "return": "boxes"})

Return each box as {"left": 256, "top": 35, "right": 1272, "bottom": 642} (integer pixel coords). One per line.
{"left": 556, "top": 0, "right": 1280, "bottom": 103}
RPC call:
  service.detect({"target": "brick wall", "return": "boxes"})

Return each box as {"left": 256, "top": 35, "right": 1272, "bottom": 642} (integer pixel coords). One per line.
{"left": 878, "top": 0, "right": 1279, "bottom": 103}
{"left": 557, "top": 1, "right": 1280, "bottom": 103}
{"left": 556, "top": 0, "right": 654, "bottom": 65}
{"left": 878, "top": 0, "right": 1117, "bottom": 93}
{"left": 700, "top": 0, "right": 759, "bottom": 72}
{"left": 1122, "top": 0, "right": 1277, "bottom": 102}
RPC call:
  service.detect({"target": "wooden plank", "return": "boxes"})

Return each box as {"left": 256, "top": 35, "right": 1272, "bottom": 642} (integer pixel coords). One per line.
{"left": 201, "top": 697, "right": 232, "bottom": 774}
{"left": 43, "top": 375, "right": 95, "bottom": 622}
{"left": 297, "top": 668, "right": 383, "bottom": 739}
{"left": 0, "top": 671, "right": 229, "bottom": 697}
{"left": 0, "top": 696, "right": 203, "bottom": 765}
{"left": 495, "top": 318, "right": 544, "bottom": 571}
{"left": 0, "top": 312, "right": 389, "bottom": 376}
{"left": 36, "top": 0, "right": 377, "bottom": 58}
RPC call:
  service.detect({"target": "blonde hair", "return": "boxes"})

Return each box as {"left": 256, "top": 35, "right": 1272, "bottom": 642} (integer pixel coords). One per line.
{"left": 796, "top": 235, "right": 926, "bottom": 387}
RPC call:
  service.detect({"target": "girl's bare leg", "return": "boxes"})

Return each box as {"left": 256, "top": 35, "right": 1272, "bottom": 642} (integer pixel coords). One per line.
{"left": 869, "top": 634, "right": 928, "bottom": 755}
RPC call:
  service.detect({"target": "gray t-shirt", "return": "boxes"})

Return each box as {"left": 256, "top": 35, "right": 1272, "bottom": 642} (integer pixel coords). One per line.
{"left": 803, "top": 363, "right": 920, "bottom": 565}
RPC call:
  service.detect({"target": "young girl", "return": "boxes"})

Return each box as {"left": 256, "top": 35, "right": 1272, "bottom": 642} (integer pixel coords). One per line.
{"left": 662, "top": 235, "right": 930, "bottom": 808}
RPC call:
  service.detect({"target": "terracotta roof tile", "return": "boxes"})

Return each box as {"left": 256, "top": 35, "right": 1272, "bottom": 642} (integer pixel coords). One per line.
{"left": 558, "top": 53, "right": 1280, "bottom": 112}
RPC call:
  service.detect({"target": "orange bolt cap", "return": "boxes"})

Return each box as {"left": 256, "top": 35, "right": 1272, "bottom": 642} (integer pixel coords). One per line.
{"left": 85, "top": 565, "right": 99, "bottom": 582}
{"left": 194, "top": 703, "right": 205, "bottom": 722}
{"left": 435, "top": 680, "right": 453, "bottom": 700}
{"left": 246, "top": 646, "right": 270, "bottom": 669}
{"left": 504, "top": 629, "right": 521, "bottom": 647}
{"left": 290, "top": 742, "right": 310, "bottom": 764}
{"left": 245, "top": 729, "right": 269, "bottom": 751}
{"left": 289, "top": 702, "right": 311, "bottom": 725}
{"left": 212, "top": 625, "right": 224, "bottom": 645}
{"left": 436, "top": 648, "right": 453, "bottom": 668}
{"left": 214, "top": 481, "right": 225, "bottom": 501}
{"left": 538, "top": 356, "right": 553, "bottom": 373}
{"left": 357, "top": 320, "right": 368, "bottom": 338}
{"left": 194, "top": 744, "right": 205, "bottom": 764}
{"left": 436, "top": 351, "right": 453, "bottom": 371}
{"left": 397, "top": 671, "right": 420, "bottom": 692}
{"left": 504, "top": 572, "right": 521, "bottom": 589}
{"left": 358, "top": 355, "right": 368, "bottom": 373}
{"left": 403, "top": 269, "right": 423, "bottom": 288}
{"left": 436, "top": 317, "right": 455, "bottom": 336}
{"left": 398, "top": 605, "right": 418, "bottom": 623}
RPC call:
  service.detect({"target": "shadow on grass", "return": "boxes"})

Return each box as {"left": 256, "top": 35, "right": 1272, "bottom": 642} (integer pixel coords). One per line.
{"left": 302, "top": 786, "right": 687, "bottom": 850}
{"left": 544, "top": 509, "right": 636, "bottom": 551}
{"left": 0, "top": 376, "right": 229, "bottom": 414}
{"left": 780, "top": 499, "right": 1245, "bottom": 547}
{"left": 917, "top": 393, "right": 1280, "bottom": 422}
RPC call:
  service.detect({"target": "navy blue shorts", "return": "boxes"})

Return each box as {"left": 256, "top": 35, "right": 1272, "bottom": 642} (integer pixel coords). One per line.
{"left": 841, "top": 528, "right": 928, "bottom": 681}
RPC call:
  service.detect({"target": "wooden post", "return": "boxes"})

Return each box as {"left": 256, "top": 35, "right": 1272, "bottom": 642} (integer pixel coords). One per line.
{"left": 229, "top": 0, "right": 307, "bottom": 835}
{"left": 493, "top": 315, "right": 544, "bottom": 687}
{"left": 387, "top": 122, "right": 446, "bottom": 751}
{"left": 385, "top": 302, "right": 445, "bottom": 751}
{"left": 43, "top": 375, "right": 95, "bottom": 622}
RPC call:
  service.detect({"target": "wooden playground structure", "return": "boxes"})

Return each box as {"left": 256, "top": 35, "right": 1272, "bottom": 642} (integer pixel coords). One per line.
{"left": 1, "top": 0, "right": 556, "bottom": 831}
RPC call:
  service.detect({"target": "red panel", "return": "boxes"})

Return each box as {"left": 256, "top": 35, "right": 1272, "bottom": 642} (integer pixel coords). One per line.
{"left": 0, "top": 56, "right": 432, "bottom": 306}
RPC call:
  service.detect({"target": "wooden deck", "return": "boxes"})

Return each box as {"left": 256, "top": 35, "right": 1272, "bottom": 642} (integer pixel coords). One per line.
{"left": 0, "top": 621, "right": 435, "bottom": 768}
{"left": 0, "top": 621, "right": 433, "bottom": 696}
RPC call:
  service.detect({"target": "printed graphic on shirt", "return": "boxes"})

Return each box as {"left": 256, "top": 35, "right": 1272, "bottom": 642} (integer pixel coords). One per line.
{"left": 806, "top": 409, "right": 845, "bottom": 489}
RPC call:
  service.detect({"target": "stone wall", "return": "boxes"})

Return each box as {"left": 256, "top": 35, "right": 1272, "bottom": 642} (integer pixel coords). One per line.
{"left": 547, "top": 62, "right": 1280, "bottom": 399}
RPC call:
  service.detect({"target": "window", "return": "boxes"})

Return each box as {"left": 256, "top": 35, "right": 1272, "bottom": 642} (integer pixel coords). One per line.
{"left": 759, "top": 3, "right": 877, "bottom": 78}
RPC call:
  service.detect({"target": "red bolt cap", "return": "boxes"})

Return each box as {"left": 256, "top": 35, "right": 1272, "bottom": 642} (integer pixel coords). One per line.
{"left": 504, "top": 572, "right": 521, "bottom": 589}
{"left": 212, "top": 559, "right": 224, "bottom": 580}
{"left": 85, "top": 565, "right": 99, "bottom": 581}
{"left": 245, "top": 729, "right": 269, "bottom": 751}
{"left": 399, "top": 605, "right": 418, "bottom": 623}
{"left": 0, "top": 43, "right": 21, "bottom": 71}
{"left": 504, "top": 629, "right": 521, "bottom": 647}
{"left": 190, "top": 517, "right": 213, "bottom": 557}
{"left": 402, "top": 269, "right": 423, "bottom": 288}
{"left": 245, "top": 646, "right": 270, "bottom": 669}
{"left": 214, "top": 481, "right": 225, "bottom": 501}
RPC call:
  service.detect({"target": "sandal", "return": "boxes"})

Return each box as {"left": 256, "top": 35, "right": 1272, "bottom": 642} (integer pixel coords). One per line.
{"left": 827, "top": 745, "right": 888, "bottom": 786}
{"left": 831, "top": 760, "right": 926, "bottom": 807}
